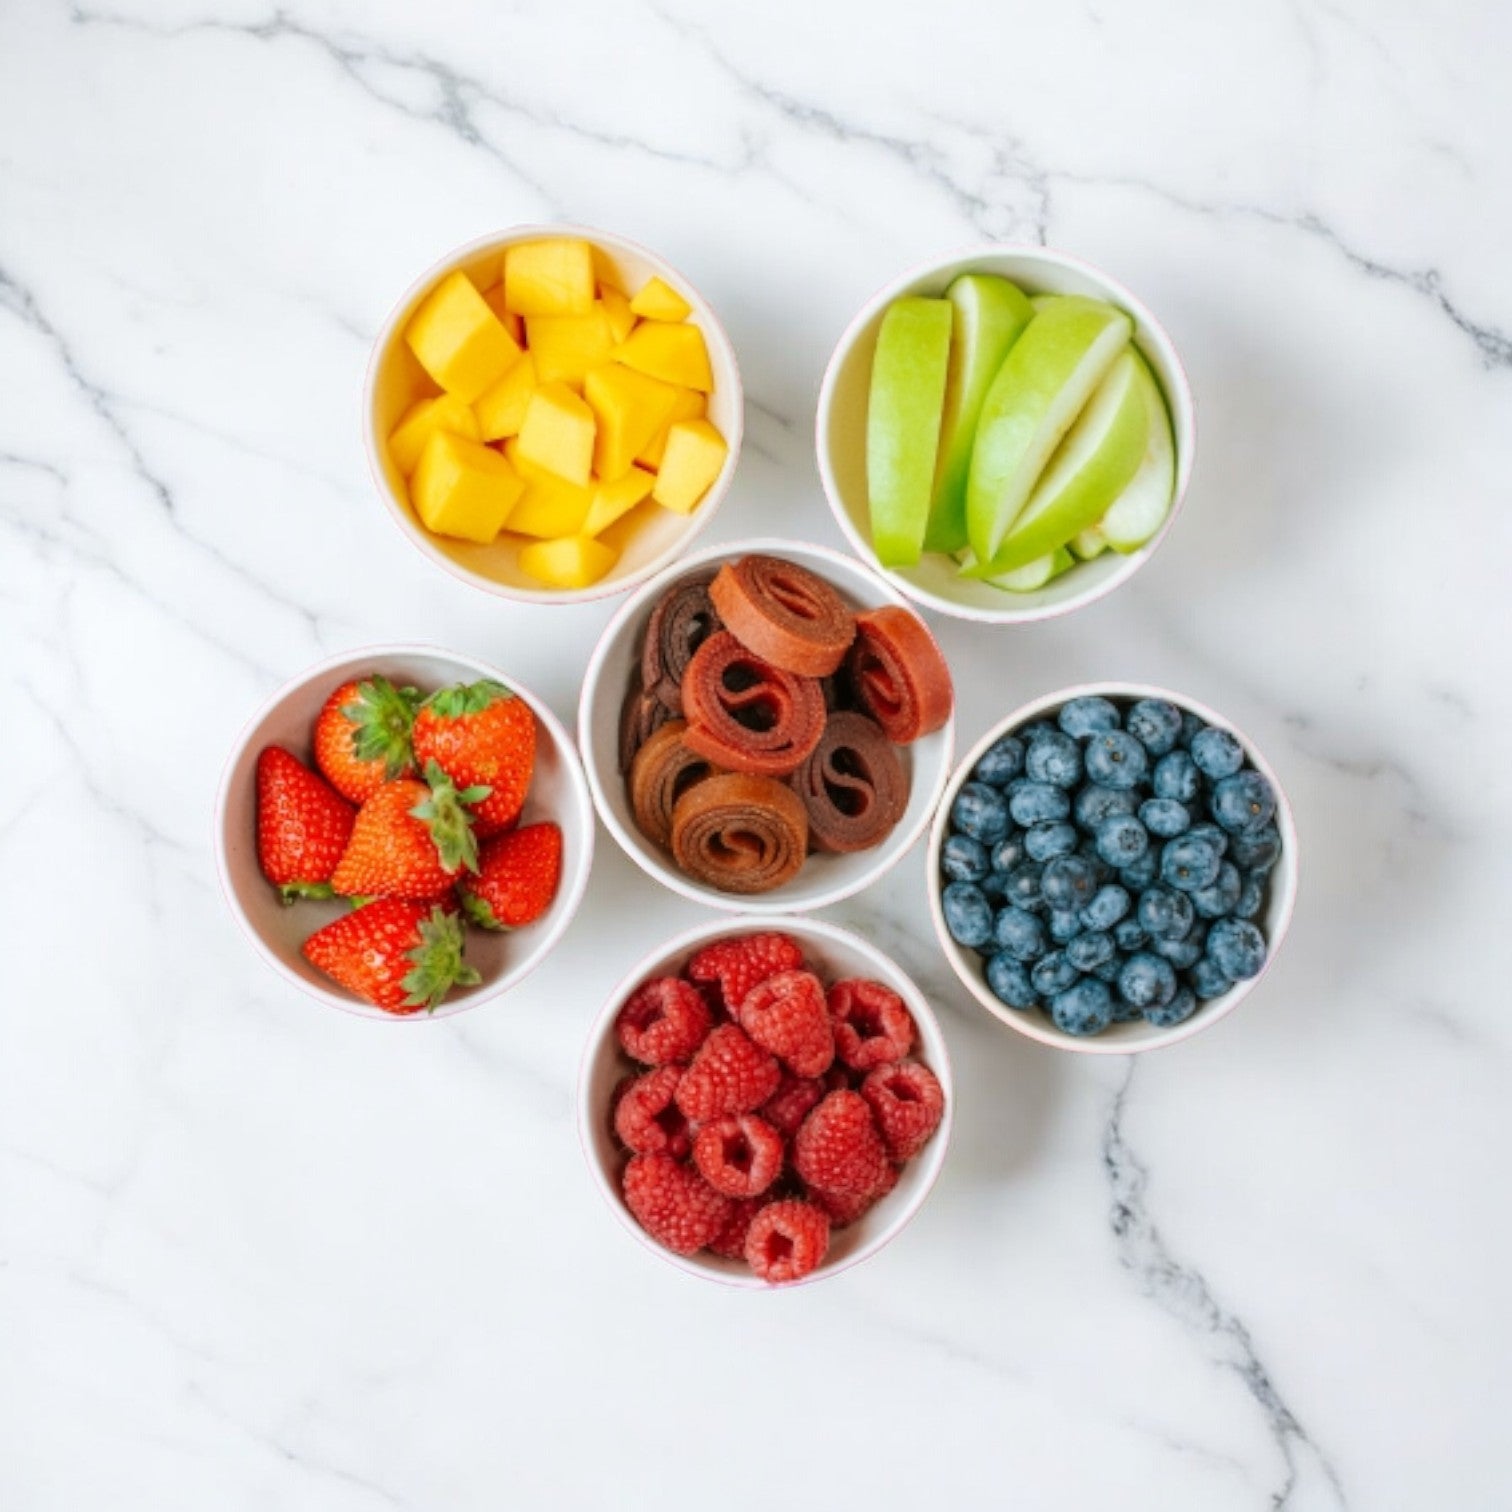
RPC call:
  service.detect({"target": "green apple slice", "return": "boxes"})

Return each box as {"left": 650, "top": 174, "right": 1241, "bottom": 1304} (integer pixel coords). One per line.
{"left": 923, "top": 274, "right": 1034, "bottom": 555}
{"left": 960, "top": 350, "right": 1148, "bottom": 577}
{"left": 867, "top": 296, "right": 953, "bottom": 567}
{"left": 1099, "top": 352, "right": 1176, "bottom": 552}
{"left": 966, "top": 296, "right": 1132, "bottom": 563}
{"left": 1070, "top": 524, "right": 1108, "bottom": 559}
{"left": 953, "top": 544, "right": 1076, "bottom": 591}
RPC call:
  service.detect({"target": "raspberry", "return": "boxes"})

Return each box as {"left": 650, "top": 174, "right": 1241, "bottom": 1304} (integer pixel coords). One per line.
{"left": 708, "top": 1197, "right": 763, "bottom": 1260}
{"left": 693, "top": 1113, "right": 785, "bottom": 1197}
{"left": 612, "top": 1066, "right": 691, "bottom": 1158}
{"left": 828, "top": 978, "right": 916, "bottom": 1071}
{"left": 814, "top": 1162, "right": 898, "bottom": 1227}
{"left": 736, "top": 969, "right": 834, "bottom": 1077}
{"left": 615, "top": 977, "right": 713, "bottom": 1065}
{"left": 761, "top": 1070, "right": 824, "bottom": 1138}
{"left": 687, "top": 932, "right": 805, "bottom": 1013}
{"left": 792, "top": 1089, "right": 890, "bottom": 1198}
{"left": 674, "top": 1024, "right": 781, "bottom": 1123}
{"left": 622, "top": 1152, "right": 731, "bottom": 1256}
{"left": 861, "top": 1060, "right": 945, "bottom": 1162}
{"left": 744, "top": 1199, "right": 831, "bottom": 1283}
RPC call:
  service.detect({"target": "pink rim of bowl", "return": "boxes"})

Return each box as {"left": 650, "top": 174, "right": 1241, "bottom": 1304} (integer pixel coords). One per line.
{"left": 927, "top": 682, "right": 1298, "bottom": 1053}
{"left": 577, "top": 915, "right": 955, "bottom": 1288}
{"left": 577, "top": 534, "right": 957, "bottom": 916}
{"left": 213, "top": 644, "right": 596, "bottom": 1021}
{"left": 815, "top": 242, "right": 1196, "bottom": 624}
{"left": 363, "top": 224, "right": 745, "bottom": 607}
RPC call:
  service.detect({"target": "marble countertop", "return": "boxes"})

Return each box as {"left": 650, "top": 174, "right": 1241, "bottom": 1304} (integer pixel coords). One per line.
{"left": 3, "top": 2, "right": 1507, "bottom": 1507}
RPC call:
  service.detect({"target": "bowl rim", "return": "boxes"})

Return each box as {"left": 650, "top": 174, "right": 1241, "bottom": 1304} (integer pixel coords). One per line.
{"left": 213, "top": 641, "right": 596, "bottom": 1021}
{"left": 362, "top": 223, "right": 745, "bottom": 607}
{"left": 576, "top": 913, "right": 956, "bottom": 1288}
{"left": 577, "top": 533, "right": 958, "bottom": 915}
{"left": 926, "top": 680, "right": 1299, "bottom": 1053}
{"left": 815, "top": 240, "right": 1197, "bottom": 625}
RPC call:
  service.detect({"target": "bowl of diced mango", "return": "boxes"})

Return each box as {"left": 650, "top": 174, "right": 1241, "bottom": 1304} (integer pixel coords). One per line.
{"left": 365, "top": 226, "right": 743, "bottom": 602}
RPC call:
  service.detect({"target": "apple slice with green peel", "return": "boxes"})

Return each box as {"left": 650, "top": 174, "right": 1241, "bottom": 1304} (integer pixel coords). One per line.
{"left": 867, "top": 296, "right": 953, "bottom": 567}
{"left": 923, "top": 274, "right": 1034, "bottom": 555}
{"left": 960, "top": 350, "right": 1148, "bottom": 578}
{"left": 952, "top": 544, "right": 1076, "bottom": 591}
{"left": 1099, "top": 351, "right": 1176, "bottom": 553}
{"left": 1070, "top": 524, "right": 1108, "bottom": 559}
{"left": 965, "top": 296, "right": 1133, "bottom": 564}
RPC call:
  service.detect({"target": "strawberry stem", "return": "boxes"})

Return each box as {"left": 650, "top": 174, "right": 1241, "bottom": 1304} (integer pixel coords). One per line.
{"left": 343, "top": 676, "right": 421, "bottom": 779}
{"left": 411, "top": 759, "right": 482, "bottom": 874}
{"left": 277, "top": 880, "right": 336, "bottom": 905}
{"left": 401, "top": 906, "right": 482, "bottom": 1011}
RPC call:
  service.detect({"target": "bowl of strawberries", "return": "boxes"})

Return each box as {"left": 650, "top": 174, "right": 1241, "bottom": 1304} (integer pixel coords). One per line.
{"left": 215, "top": 645, "right": 594, "bottom": 1018}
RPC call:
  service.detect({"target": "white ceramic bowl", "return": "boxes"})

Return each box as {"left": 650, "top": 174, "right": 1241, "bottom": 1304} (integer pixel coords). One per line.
{"left": 928, "top": 683, "right": 1297, "bottom": 1053}
{"left": 214, "top": 645, "right": 595, "bottom": 1020}
{"left": 364, "top": 224, "right": 744, "bottom": 606}
{"left": 579, "top": 536, "right": 956, "bottom": 915}
{"left": 578, "top": 916, "right": 954, "bottom": 1287}
{"left": 816, "top": 244, "right": 1196, "bottom": 624}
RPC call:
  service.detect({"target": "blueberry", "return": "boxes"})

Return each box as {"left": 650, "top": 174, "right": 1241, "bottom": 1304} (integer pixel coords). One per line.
{"left": 1234, "top": 872, "right": 1266, "bottom": 920}
{"left": 1080, "top": 883, "right": 1131, "bottom": 932}
{"left": 992, "top": 906, "right": 1046, "bottom": 962}
{"left": 1019, "top": 720, "right": 1057, "bottom": 743}
{"left": 1048, "top": 907, "right": 1085, "bottom": 944}
{"left": 1095, "top": 814, "right": 1149, "bottom": 868}
{"left": 1025, "top": 820, "right": 1078, "bottom": 862}
{"left": 1190, "top": 726, "right": 1244, "bottom": 780}
{"left": 1092, "top": 954, "right": 1124, "bottom": 985}
{"left": 1191, "top": 861, "right": 1242, "bottom": 919}
{"left": 1026, "top": 730, "right": 1084, "bottom": 789}
{"left": 941, "top": 834, "right": 989, "bottom": 883}
{"left": 1179, "top": 710, "right": 1205, "bottom": 747}
{"left": 1074, "top": 783, "right": 1139, "bottom": 829}
{"left": 1114, "top": 918, "right": 1149, "bottom": 952}
{"left": 985, "top": 953, "right": 1039, "bottom": 1010}
{"left": 1152, "top": 749, "right": 1201, "bottom": 803}
{"left": 1144, "top": 988, "right": 1198, "bottom": 1029}
{"left": 990, "top": 834, "right": 1026, "bottom": 874}
{"left": 1084, "top": 729, "right": 1149, "bottom": 790}
{"left": 1186, "top": 821, "right": 1230, "bottom": 857}
{"left": 1042, "top": 854, "right": 1100, "bottom": 911}
{"left": 1009, "top": 781, "right": 1071, "bottom": 827}
{"left": 1058, "top": 695, "right": 1121, "bottom": 739}
{"left": 974, "top": 734, "right": 1025, "bottom": 787}
{"left": 1137, "top": 885, "right": 1194, "bottom": 941}
{"left": 1150, "top": 919, "right": 1206, "bottom": 968}
{"left": 1207, "top": 917, "right": 1267, "bottom": 979}
{"left": 1190, "top": 953, "right": 1235, "bottom": 999}
{"left": 942, "top": 882, "right": 994, "bottom": 948}
{"left": 1161, "top": 832, "right": 1223, "bottom": 892}
{"left": 1050, "top": 978, "right": 1114, "bottom": 1036}
{"left": 1229, "top": 824, "right": 1282, "bottom": 873}
{"left": 1117, "top": 951, "right": 1177, "bottom": 1009}
{"left": 1077, "top": 844, "right": 1115, "bottom": 885}
{"left": 1031, "top": 950, "right": 1080, "bottom": 997}
{"left": 1119, "top": 850, "right": 1160, "bottom": 891}
{"left": 1139, "top": 797, "right": 1191, "bottom": 839}
{"left": 981, "top": 870, "right": 1011, "bottom": 902}
{"left": 951, "top": 781, "right": 1011, "bottom": 844}
{"left": 1066, "top": 930, "right": 1114, "bottom": 972}
{"left": 1211, "top": 771, "right": 1277, "bottom": 836}
{"left": 1126, "top": 698, "right": 1184, "bottom": 755}
{"left": 1004, "top": 862, "right": 1045, "bottom": 910}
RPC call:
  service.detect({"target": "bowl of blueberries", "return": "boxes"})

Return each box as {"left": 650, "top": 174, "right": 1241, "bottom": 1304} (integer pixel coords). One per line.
{"left": 928, "top": 684, "right": 1297, "bottom": 1052}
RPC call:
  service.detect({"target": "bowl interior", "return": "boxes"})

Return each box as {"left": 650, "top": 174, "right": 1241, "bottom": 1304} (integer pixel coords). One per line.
{"left": 219, "top": 649, "right": 593, "bottom": 1019}
{"left": 580, "top": 539, "right": 955, "bottom": 914}
{"left": 819, "top": 248, "right": 1195, "bottom": 621}
{"left": 579, "top": 918, "right": 954, "bottom": 1286}
{"left": 367, "top": 226, "right": 743, "bottom": 601}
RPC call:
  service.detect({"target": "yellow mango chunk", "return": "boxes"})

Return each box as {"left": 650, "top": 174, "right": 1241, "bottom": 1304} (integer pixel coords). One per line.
{"left": 636, "top": 388, "right": 706, "bottom": 470}
{"left": 599, "top": 284, "right": 636, "bottom": 344}
{"left": 518, "top": 535, "right": 620, "bottom": 590}
{"left": 388, "top": 395, "right": 480, "bottom": 478}
{"left": 516, "top": 382, "right": 596, "bottom": 485}
{"left": 524, "top": 307, "right": 614, "bottom": 389}
{"left": 405, "top": 271, "right": 522, "bottom": 402}
{"left": 473, "top": 353, "right": 538, "bottom": 442}
{"left": 504, "top": 238, "right": 595, "bottom": 316}
{"left": 481, "top": 284, "right": 525, "bottom": 345}
{"left": 613, "top": 321, "right": 713, "bottom": 392}
{"left": 411, "top": 431, "right": 523, "bottom": 544}
{"left": 652, "top": 420, "right": 728, "bottom": 514}
{"left": 592, "top": 246, "right": 623, "bottom": 292}
{"left": 502, "top": 439, "right": 593, "bottom": 537}
{"left": 584, "top": 362, "right": 679, "bottom": 480}
{"left": 630, "top": 276, "right": 692, "bottom": 323}
{"left": 583, "top": 466, "right": 655, "bottom": 537}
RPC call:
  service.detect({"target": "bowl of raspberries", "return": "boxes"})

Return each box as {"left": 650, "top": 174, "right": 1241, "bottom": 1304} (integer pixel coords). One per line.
{"left": 579, "top": 918, "right": 953, "bottom": 1285}
{"left": 929, "top": 684, "right": 1297, "bottom": 1051}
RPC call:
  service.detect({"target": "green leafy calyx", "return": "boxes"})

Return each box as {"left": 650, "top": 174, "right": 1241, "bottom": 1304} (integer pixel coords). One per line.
{"left": 411, "top": 759, "right": 486, "bottom": 874}
{"left": 421, "top": 679, "right": 514, "bottom": 722}
{"left": 401, "top": 906, "right": 482, "bottom": 1012}
{"left": 343, "top": 676, "right": 420, "bottom": 778}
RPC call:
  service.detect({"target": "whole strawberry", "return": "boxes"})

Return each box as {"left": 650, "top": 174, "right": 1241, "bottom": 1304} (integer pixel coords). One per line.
{"left": 302, "top": 899, "right": 480, "bottom": 1013}
{"left": 457, "top": 822, "right": 562, "bottom": 930}
{"left": 256, "top": 746, "right": 354, "bottom": 901}
{"left": 413, "top": 680, "right": 536, "bottom": 837}
{"left": 314, "top": 676, "right": 420, "bottom": 805}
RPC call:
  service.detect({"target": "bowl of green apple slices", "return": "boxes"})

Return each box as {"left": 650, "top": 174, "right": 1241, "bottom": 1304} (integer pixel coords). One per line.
{"left": 816, "top": 246, "right": 1195, "bottom": 623}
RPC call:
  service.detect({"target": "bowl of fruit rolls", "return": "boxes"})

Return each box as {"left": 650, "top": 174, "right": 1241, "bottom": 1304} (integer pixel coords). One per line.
{"left": 365, "top": 226, "right": 742, "bottom": 603}
{"left": 816, "top": 245, "right": 1195, "bottom": 622}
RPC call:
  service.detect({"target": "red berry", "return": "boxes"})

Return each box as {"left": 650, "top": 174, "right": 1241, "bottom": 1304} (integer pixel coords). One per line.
{"left": 861, "top": 1060, "right": 945, "bottom": 1162}
{"left": 692, "top": 1113, "right": 785, "bottom": 1198}
{"left": 301, "top": 899, "right": 479, "bottom": 1013}
{"left": 687, "top": 931, "right": 805, "bottom": 1013}
{"left": 828, "top": 978, "right": 916, "bottom": 1070}
{"left": 255, "top": 746, "right": 355, "bottom": 900}
{"left": 622, "top": 1152, "right": 731, "bottom": 1256}
{"left": 458, "top": 822, "right": 562, "bottom": 929}
{"left": 674, "top": 1024, "right": 781, "bottom": 1123}
{"left": 615, "top": 977, "right": 713, "bottom": 1065}
{"left": 612, "top": 1066, "right": 690, "bottom": 1158}
{"left": 761, "top": 1070, "right": 825, "bottom": 1138}
{"left": 708, "top": 1197, "right": 763, "bottom": 1260}
{"left": 744, "top": 1199, "right": 830, "bottom": 1283}
{"left": 736, "top": 969, "right": 834, "bottom": 1077}
{"left": 792, "top": 1089, "right": 890, "bottom": 1198}
{"left": 813, "top": 1162, "right": 898, "bottom": 1228}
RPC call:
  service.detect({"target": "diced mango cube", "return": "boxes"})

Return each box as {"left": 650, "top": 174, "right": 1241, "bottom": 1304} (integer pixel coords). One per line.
{"left": 473, "top": 353, "right": 538, "bottom": 442}
{"left": 583, "top": 466, "right": 655, "bottom": 537}
{"left": 584, "top": 363, "right": 679, "bottom": 481}
{"left": 388, "top": 395, "right": 481, "bottom": 477}
{"left": 405, "top": 270, "right": 522, "bottom": 402}
{"left": 599, "top": 284, "right": 636, "bottom": 344}
{"left": 481, "top": 283, "right": 525, "bottom": 345}
{"left": 518, "top": 535, "right": 620, "bottom": 590}
{"left": 613, "top": 320, "right": 713, "bottom": 392}
{"left": 516, "top": 382, "right": 596, "bottom": 485}
{"left": 636, "top": 387, "right": 706, "bottom": 470}
{"left": 503, "top": 238, "right": 595, "bottom": 316}
{"left": 502, "top": 439, "right": 593, "bottom": 537}
{"left": 630, "top": 277, "right": 692, "bottom": 323}
{"left": 652, "top": 420, "right": 727, "bottom": 514}
{"left": 411, "top": 431, "right": 523, "bottom": 543}
{"left": 524, "top": 307, "right": 614, "bottom": 389}
{"left": 591, "top": 245, "right": 622, "bottom": 292}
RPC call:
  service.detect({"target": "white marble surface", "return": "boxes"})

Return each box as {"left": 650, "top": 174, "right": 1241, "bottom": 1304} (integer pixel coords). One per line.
{"left": 2, "top": 1, "right": 1508, "bottom": 1506}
